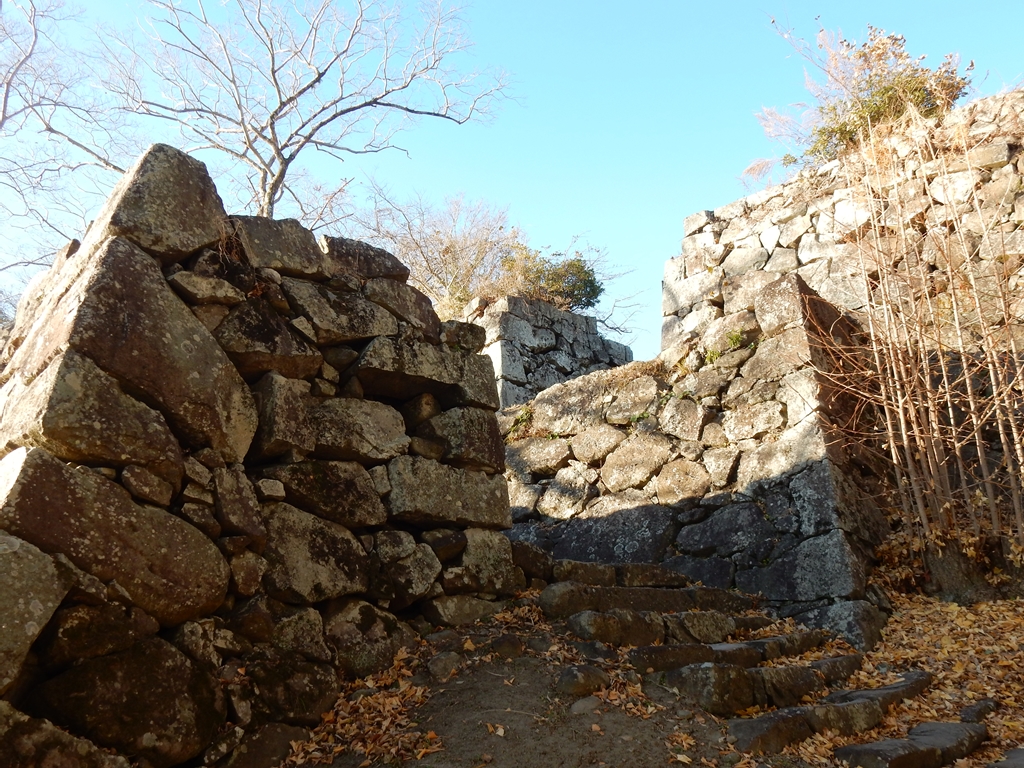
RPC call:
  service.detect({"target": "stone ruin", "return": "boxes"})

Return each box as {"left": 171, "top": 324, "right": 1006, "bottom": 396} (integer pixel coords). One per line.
{"left": 461, "top": 295, "right": 632, "bottom": 408}
{"left": 503, "top": 90, "right": 1024, "bottom": 648}
{"left": 0, "top": 144, "right": 522, "bottom": 767}
{"left": 504, "top": 274, "right": 890, "bottom": 649}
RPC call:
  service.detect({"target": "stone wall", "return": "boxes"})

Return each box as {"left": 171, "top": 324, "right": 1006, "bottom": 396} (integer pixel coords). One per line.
{"left": 462, "top": 295, "right": 632, "bottom": 407}
{"left": 0, "top": 145, "right": 521, "bottom": 767}
{"left": 503, "top": 272, "right": 891, "bottom": 649}
{"left": 662, "top": 92, "right": 1024, "bottom": 350}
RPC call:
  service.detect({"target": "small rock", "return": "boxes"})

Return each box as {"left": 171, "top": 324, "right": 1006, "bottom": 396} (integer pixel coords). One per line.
{"left": 427, "top": 652, "right": 462, "bottom": 682}
{"left": 570, "top": 696, "right": 601, "bottom": 714}
{"left": 491, "top": 634, "right": 525, "bottom": 659}
{"left": 556, "top": 664, "right": 610, "bottom": 697}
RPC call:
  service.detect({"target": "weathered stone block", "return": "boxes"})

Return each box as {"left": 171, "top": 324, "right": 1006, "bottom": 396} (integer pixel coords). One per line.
{"left": 249, "top": 372, "right": 314, "bottom": 460}
{"left": 736, "top": 529, "right": 866, "bottom": 602}
{"left": 601, "top": 433, "right": 674, "bottom": 493}
{"left": 676, "top": 503, "right": 775, "bottom": 558}
{"left": 417, "top": 407, "right": 505, "bottom": 472}
{"left": 386, "top": 455, "right": 511, "bottom": 529}
{"left": 281, "top": 277, "right": 398, "bottom": 344}
{"left": 85, "top": 143, "right": 227, "bottom": 265}
{"left": 261, "top": 502, "right": 369, "bottom": 603}
{"left": 656, "top": 459, "right": 712, "bottom": 506}
{"left": 605, "top": 375, "right": 660, "bottom": 425}
{"left": 309, "top": 398, "right": 410, "bottom": 463}
{"left": 364, "top": 278, "right": 440, "bottom": 341}
{"left": 213, "top": 299, "right": 323, "bottom": 379}
{"left": 32, "top": 637, "right": 225, "bottom": 768}
{"left": 442, "top": 528, "right": 520, "bottom": 596}
{"left": 0, "top": 350, "right": 184, "bottom": 487}
{"left": 5, "top": 237, "right": 258, "bottom": 463}
{"left": 355, "top": 336, "right": 499, "bottom": 410}
{"left": 0, "top": 700, "right": 132, "bottom": 768}
{"left": 0, "top": 447, "right": 228, "bottom": 626}
{"left": 0, "top": 535, "right": 67, "bottom": 695}
{"left": 569, "top": 423, "right": 627, "bottom": 465}
{"left": 261, "top": 460, "right": 386, "bottom": 528}
{"left": 323, "top": 599, "right": 417, "bottom": 678}
{"left": 319, "top": 235, "right": 411, "bottom": 281}
{"left": 551, "top": 491, "right": 677, "bottom": 563}
{"left": 233, "top": 216, "right": 327, "bottom": 278}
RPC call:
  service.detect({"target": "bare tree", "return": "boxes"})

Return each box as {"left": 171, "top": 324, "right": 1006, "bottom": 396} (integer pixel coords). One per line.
{"left": 101, "top": 0, "right": 506, "bottom": 224}
{"left": 0, "top": 0, "right": 506, "bottom": 276}
{"left": 1, "top": 1, "right": 147, "bottom": 270}
{"left": 354, "top": 182, "right": 518, "bottom": 319}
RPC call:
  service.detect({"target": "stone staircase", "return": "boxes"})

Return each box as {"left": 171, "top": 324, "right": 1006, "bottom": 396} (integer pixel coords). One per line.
{"left": 534, "top": 573, "right": 999, "bottom": 766}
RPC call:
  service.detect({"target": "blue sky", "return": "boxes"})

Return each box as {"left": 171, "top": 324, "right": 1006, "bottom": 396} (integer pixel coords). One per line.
{"left": 5, "top": 1, "right": 1022, "bottom": 361}
{"left": 346, "top": 1, "right": 1024, "bottom": 360}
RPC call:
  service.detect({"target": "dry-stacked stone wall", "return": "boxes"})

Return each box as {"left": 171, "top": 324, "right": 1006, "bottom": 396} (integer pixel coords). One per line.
{"left": 0, "top": 144, "right": 521, "bottom": 767}
{"left": 504, "top": 273, "right": 891, "bottom": 649}
{"left": 462, "top": 295, "right": 632, "bottom": 407}
{"left": 663, "top": 92, "right": 1024, "bottom": 350}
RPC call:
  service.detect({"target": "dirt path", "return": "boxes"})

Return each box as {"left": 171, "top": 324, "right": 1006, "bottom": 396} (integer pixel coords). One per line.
{"left": 285, "top": 590, "right": 1024, "bottom": 768}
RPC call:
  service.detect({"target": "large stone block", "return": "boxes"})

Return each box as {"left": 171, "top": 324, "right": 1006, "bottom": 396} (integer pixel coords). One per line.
{"left": 0, "top": 535, "right": 67, "bottom": 695}
{"left": 416, "top": 406, "right": 505, "bottom": 473}
{"left": 663, "top": 266, "right": 725, "bottom": 316}
{"left": 213, "top": 465, "right": 266, "bottom": 547}
{"left": 735, "top": 529, "right": 866, "bottom": 602}
{"left": 261, "top": 503, "right": 368, "bottom": 603}
{"left": 280, "top": 277, "right": 399, "bottom": 344}
{"left": 364, "top": 278, "right": 440, "bottom": 342}
{"left": 355, "top": 336, "right": 499, "bottom": 410}
{"left": 0, "top": 701, "right": 132, "bottom": 768}
{"left": 676, "top": 503, "right": 776, "bottom": 558}
{"left": 568, "top": 423, "right": 627, "bottom": 465}
{"left": 3, "top": 236, "right": 258, "bottom": 463}
{"left": 31, "top": 638, "right": 225, "bottom": 768}
{"left": 233, "top": 216, "right": 328, "bottom": 278}
{"left": 442, "top": 528, "right": 520, "bottom": 596}
{"left": 213, "top": 299, "right": 323, "bottom": 379}
{"left": 319, "top": 235, "right": 411, "bottom": 282}
{"left": 309, "top": 398, "right": 410, "bottom": 463}
{"left": 261, "top": 460, "right": 387, "bottom": 528}
{"left": 0, "top": 350, "right": 184, "bottom": 487}
{"left": 659, "top": 396, "right": 711, "bottom": 441}
{"left": 551, "top": 491, "right": 677, "bottom": 563}
{"left": 656, "top": 459, "right": 712, "bottom": 506}
{"left": 0, "top": 448, "right": 228, "bottom": 626}
{"left": 482, "top": 341, "right": 527, "bottom": 384}
{"left": 386, "top": 455, "right": 510, "bottom": 529}
{"left": 84, "top": 143, "right": 227, "bottom": 265}
{"left": 323, "top": 599, "right": 417, "bottom": 678}
{"left": 740, "top": 328, "right": 813, "bottom": 383}
{"left": 249, "top": 372, "right": 315, "bottom": 459}
{"left": 601, "top": 433, "right": 674, "bottom": 493}
{"left": 505, "top": 437, "right": 573, "bottom": 476}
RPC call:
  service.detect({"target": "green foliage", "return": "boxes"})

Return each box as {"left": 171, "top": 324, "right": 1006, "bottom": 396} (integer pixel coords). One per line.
{"left": 704, "top": 349, "right": 721, "bottom": 365}
{"left": 491, "top": 239, "right": 605, "bottom": 312}
{"left": 726, "top": 330, "right": 744, "bottom": 350}
{"left": 749, "top": 24, "right": 972, "bottom": 177}
{"left": 805, "top": 26, "right": 972, "bottom": 162}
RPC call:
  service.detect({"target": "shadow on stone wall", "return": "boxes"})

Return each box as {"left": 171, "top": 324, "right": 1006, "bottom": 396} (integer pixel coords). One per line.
{"left": 501, "top": 276, "right": 894, "bottom": 650}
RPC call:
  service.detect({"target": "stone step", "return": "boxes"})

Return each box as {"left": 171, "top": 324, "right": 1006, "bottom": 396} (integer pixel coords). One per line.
{"left": 567, "top": 607, "right": 764, "bottom": 648}
{"left": 823, "top": 669, "right": 933, "bottom": 710}
{"left": 727, "top": 670, "right": 934, "bottom": 754}
{"left": 657, "top": 657, "right": 860, "bottom": 716}
{"left": 628, "top": 637, "right": 845, "bottom": 675}
{"left": 988, "top": 748, "right": 1024, "bottom": 768}
{"left": 538, "top": 581, "right": 753, "bottom": 620}
{"left": 834, "top": 722, "right": 988, "bottom": 768}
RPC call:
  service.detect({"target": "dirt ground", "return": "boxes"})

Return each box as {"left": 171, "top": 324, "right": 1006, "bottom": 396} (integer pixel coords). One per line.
{"left": 284, "top": 588, "right": 1024, "bottom": 768}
